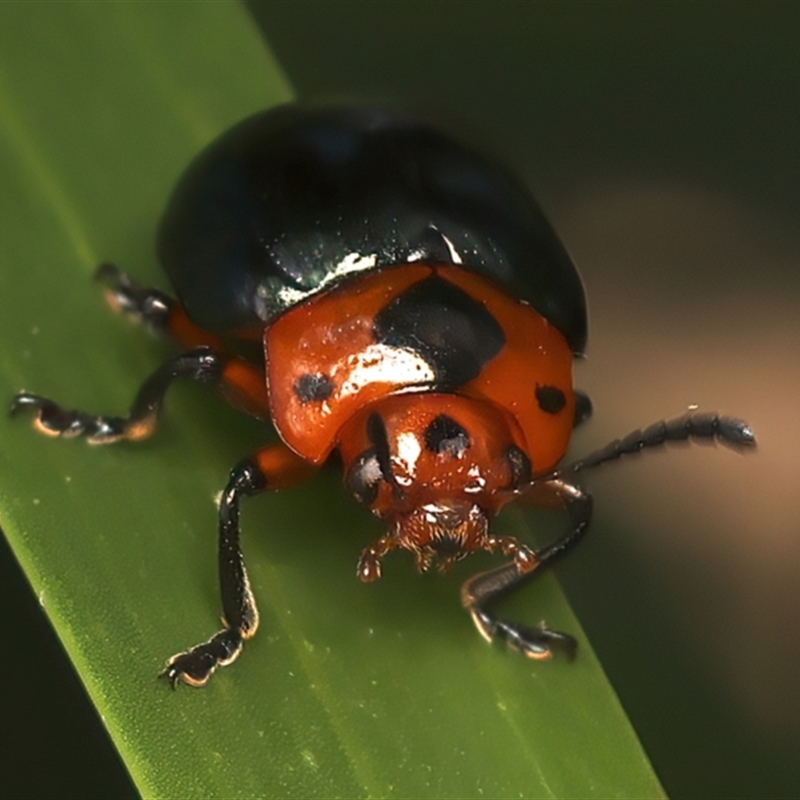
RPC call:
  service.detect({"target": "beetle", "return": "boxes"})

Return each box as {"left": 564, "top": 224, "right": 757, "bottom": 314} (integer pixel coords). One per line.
{"left": 11, "top": 105, "right": 756, "bottom": 687}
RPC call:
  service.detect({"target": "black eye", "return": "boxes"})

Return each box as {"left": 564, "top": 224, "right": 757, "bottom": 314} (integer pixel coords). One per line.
{"left": 423, "top": 414, "right": 470, "bottom": 456}
{"left": 573, "top": 390, "right": 593, "bottom": 427}
{"left": 346, "top": 448, "right": 382, "bottom": 506}
{"left": 505, "top": 445, "right": 532, "bottom": 489}
{"left": 535, "top": 385, "right": 566, "bottom": 415}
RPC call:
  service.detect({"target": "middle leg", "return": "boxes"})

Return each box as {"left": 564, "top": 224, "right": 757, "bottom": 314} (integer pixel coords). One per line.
{"left": 12, "top": 346, "right": 270, "bottom": 443}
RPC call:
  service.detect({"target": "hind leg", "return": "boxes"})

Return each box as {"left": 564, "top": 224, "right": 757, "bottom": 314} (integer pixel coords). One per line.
{"left": 94, "top": 262, "right": 229, "bottom": 351}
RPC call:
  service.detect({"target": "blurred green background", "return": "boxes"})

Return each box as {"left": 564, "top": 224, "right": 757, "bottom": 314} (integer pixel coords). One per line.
{"left": 3, "top": 2, "right": 799, "bottom": 798}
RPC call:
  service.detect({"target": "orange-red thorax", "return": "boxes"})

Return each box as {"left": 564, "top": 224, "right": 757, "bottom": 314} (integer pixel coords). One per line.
{"left": 265, "top": 262, "right": 576, "bottom": 478}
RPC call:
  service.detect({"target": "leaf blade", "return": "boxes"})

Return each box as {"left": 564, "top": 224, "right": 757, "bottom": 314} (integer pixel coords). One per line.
{"left": 0, "top": 4, "right": 663, "bottom": 798}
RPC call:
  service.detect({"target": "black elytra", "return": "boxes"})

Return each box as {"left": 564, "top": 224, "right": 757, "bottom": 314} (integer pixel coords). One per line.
{"left": 157, "top": 106, "right": 587, "bottom": 355}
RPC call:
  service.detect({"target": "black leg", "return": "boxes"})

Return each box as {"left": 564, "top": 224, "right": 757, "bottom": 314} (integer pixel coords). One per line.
{"left": 11, "top": 347, "right": 224, "bottom": 443}
{"left": 94, "top": 262, "right": 175, "bottom": 331}
{"left": 162, "top": 458, "right": 265, "bottom": 687}
{"left": 461, "top": 480, "right": 592, "bottom": 660}
{"left": 162, "top": 443, "right": 315, "bottom": 687}
{"left": 460, "top": 411, "right": 754, "bottom": 661}
{"left": 95, "top": 263, "right": 228, "bottom": 352}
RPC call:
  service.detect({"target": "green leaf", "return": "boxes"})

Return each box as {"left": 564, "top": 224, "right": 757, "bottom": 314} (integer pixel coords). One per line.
{"left": 0, "top": 3, "right": 663, "bottom": 798}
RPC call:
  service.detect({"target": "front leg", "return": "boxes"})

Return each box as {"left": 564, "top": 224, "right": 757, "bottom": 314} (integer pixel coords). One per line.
{"left": 163, "top": 442, "right": 316, "bottom": 688}
{"left": 461, "top": 480, "right": 591, "bottom": 660}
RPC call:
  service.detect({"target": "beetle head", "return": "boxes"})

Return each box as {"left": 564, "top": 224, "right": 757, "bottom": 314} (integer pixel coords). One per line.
{"left": 339, "top": 394, "right": 537, "bottom": 579}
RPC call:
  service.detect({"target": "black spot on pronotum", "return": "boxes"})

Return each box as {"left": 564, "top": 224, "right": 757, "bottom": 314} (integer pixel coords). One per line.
{"left": 424, "top": 414, "right": 470, "bottom": 456}
{"left": 373, "top": 276, "right": 505, "bottom": 389}
{"left": 535, "top": 384, "right": 566, "bottom": 415}
{"left": 293, "top": 372, "right": 334, "bottom": 403}
{"left": 505, "top": 445, "right": 532, "bottom": 489}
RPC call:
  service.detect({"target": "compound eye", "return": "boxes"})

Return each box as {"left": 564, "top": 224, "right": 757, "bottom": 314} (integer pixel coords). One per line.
{"left": 505, "top": 445, "right": 532, "bottom": 490}
{"left": 346, "top": 448, "right": 383, "bottom": 506}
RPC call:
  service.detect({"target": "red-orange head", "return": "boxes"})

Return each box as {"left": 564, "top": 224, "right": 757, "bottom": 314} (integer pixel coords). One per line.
{"left": 338, "top": 393, "right": 539, "bottom": 579}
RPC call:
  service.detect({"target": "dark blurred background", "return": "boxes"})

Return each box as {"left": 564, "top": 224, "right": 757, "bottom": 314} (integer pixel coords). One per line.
{"left": 3, "top": 3, "right": 798, "bottom": 798}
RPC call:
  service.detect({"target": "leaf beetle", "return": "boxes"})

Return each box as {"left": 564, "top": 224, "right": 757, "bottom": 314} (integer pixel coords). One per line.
{"left": 12, "top": 105, "right": 756, "bottom": 687}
